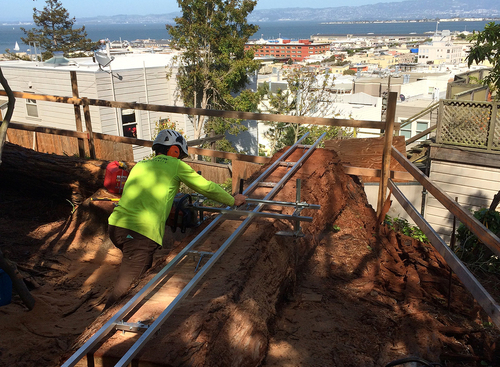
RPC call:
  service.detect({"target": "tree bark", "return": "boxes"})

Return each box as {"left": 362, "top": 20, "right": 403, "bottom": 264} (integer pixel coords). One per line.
{"left": 0, "top": 142, "right": 133, "bottom": 205}
{"left": 0, "top": 67, "right": 15, "bottom": 166}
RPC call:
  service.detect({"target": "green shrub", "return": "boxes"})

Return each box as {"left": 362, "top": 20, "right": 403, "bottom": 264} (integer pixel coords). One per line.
{"left": 456, "top": 208, "right": 500, "bottom": 274}
{"left": 384, "top": 215, "right": 428, "bottom": 243}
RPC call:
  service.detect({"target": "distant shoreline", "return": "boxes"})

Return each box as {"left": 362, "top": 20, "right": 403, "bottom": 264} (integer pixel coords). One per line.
{"left": 320, "top": 18, "right": 500, "bottom": 25}
{"left": 1, "top": 20, "right": 492, "bottom": 52}
{"left": 3, "top": 17, "right": 500, "bottom": 27}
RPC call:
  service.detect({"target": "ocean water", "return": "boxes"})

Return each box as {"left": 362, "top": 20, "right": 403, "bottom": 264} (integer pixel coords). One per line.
{"left": 0, "top": 20, "right": 493, "bottom": 54}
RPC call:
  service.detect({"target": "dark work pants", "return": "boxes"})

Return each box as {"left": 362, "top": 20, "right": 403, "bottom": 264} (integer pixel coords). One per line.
{"left": 105, "top": 225, "right": 159, "bottom": 309}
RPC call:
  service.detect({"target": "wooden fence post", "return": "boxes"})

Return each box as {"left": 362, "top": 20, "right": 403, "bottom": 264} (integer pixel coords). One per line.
{"left": 82, "top": 97, "right": 96, "bottom": 159}
{"left": 70, "top": 71, "right": 85, "bottom": 158}
{"left": 377, "top": 91, "right": 398, "bottom": 218}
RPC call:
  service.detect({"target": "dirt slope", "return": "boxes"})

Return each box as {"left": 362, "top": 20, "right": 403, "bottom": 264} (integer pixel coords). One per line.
{"left": 0, "top": 145, "right": 499, "bottom": 367}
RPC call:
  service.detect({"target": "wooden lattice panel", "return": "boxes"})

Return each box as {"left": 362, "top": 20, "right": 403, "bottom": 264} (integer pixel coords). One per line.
{"left": 492, "top": 103, "right": 500, "bottom": 151}
{"left": 439, "top": 101, "right": 491, "bottom": 148}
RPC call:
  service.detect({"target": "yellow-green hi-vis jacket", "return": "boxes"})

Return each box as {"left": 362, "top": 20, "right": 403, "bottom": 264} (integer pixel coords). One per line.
{"left": 108, "top": 155, "right": 235, "bottom": 245}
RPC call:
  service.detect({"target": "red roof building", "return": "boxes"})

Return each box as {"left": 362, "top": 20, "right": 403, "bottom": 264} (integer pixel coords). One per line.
{"left": 245, "top": 39, "right": 330, "bottom": 62}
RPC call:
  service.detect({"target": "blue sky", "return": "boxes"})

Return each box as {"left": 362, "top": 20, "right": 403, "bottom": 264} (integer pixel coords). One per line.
{"left": 2, "top": 0, "right": 392, "bottom": 22}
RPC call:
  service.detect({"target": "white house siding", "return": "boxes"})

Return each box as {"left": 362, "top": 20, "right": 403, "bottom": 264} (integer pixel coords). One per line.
{"left": 2, "top": 55, "right": 258, "bottom": 161}
{"left": 424, "top": 161, "right": 500, "bottom": 243}
{"left": 0, "top": 65, "right": 100, "bottom": 132}
{"left": 364, "top": 182, "right": 424, "bottom": 225}
{"left": 93, "top": 66, "right": 179, "bottom": 161}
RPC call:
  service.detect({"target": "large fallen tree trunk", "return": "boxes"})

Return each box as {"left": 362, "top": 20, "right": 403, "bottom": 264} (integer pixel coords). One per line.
{"left": 63, "top": 148, "right": 378, "bottom": 366}
{"left": 0, "top": 142, "right": 133, "bottom": 205}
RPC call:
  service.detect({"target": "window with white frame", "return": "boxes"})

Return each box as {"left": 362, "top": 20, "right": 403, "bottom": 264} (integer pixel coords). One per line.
{"left": 25, "top": 92, "right": 39, "bottom": 118}
{"left": 400, "top": 119, "right": 429, "bottom": 141}
{"left": 121, "top": 109, "right": 137, "bottom": 138}
{"left": 400, "top": 119, "right": 412, "bottom": 140}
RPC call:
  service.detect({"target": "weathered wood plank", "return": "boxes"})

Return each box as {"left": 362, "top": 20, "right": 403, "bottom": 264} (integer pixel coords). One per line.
{"left": 342, "top": 165, "right": 414, "bottom": 181}
{"left": 231, "top": 160, "right": 264, "bottom": 194}
{"left": 325, "top": 136, "right": 408, "bottom": 182}
{"left": 188, "top": 147, "right": 271, "bottom": 164}
{"left": 7, "top": 129, "right": 134, "bottom": 161}
{"left": 378, "top": 91, "right": 398, "bottom": 217}
{"left": 406, "top": 124, "right": 436, "bottom": 145}
{"left": 184, "top": 159, "right": 231, "bottom": 185}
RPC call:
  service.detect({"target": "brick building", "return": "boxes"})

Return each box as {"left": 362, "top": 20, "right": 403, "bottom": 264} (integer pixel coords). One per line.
{"left": 245, "top": 39, "right": 330, "bottom": 62}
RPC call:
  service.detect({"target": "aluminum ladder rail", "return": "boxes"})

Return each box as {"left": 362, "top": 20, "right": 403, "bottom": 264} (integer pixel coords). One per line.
{"left": 62, "top": 131, "right": 324, "bottom": 367}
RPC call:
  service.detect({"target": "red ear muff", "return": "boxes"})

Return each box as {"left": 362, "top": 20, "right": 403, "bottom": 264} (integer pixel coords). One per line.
{"left": 167, "top": 146, "right": 180, "bottom": 158}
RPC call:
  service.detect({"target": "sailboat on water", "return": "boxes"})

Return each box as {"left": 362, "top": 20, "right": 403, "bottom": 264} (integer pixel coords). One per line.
{"left": 14, "top": 42, "right": 20, "bottom": 51}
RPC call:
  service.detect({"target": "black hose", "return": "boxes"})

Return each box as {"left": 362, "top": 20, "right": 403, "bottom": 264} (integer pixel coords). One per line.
{"left": 385, "top": 356, "right": 442, "bottom": 367}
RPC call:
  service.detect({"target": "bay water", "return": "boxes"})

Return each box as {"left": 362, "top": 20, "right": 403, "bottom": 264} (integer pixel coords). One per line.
{"left": 0, "top": 20, "right": 493, "bottom": 54}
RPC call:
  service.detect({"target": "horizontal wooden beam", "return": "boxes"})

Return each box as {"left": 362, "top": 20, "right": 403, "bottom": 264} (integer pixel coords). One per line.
{"left": 188, "top": 147, "right": 271, "bottom": 164}
{"left": 391, "top": 146, "right": 500, "bottom": 257}
{"left": 0, "top": 90, "right": 400, "bottom": 130}
{"left": 8, "top": 121, "right": 268, "bottom": 162}
{"left": 8, "top": 121, "right": 223, "bottom": 147}
{"left": 342, "top": 165, "right": 415, "bottom": 181}
{"left": 388, "top": 179, "right": 500, "bottom": 329}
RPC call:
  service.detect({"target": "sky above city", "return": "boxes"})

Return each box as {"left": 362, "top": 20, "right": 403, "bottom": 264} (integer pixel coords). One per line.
{"left": 3, "top": 0, "right": 394, "bottom": 21}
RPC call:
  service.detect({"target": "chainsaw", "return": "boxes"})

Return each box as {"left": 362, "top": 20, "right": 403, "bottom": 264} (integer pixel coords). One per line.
{"left": 92, "top": 193, "right": 201, "bottom": 234}
{"left": 166, "top": 193, "right": 201, "bottom": 233}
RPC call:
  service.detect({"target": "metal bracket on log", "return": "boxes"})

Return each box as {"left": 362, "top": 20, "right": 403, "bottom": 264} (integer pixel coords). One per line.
{"left": 189, "top": 179, "right": 319, "bottom": 238}
{"left": 115, "top": 321, "right": 149, "bottom": 334}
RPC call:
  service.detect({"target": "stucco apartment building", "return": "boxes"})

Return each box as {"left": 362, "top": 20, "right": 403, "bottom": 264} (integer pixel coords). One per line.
{"left": 417, "top": 30, "right": 462, "bottom": 65}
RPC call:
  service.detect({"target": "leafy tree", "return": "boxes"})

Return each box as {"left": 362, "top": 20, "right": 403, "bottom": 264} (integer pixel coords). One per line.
{"left": 466, "top": 22, "right": 500, "bottom": 100}
{"left": 2, "top": 51, "right": 31, "bottom": 61}
{"left": 166, "top": 0, "right": 261, "bottom": 143}
{"left": 259, "top": 67, "right": 351, "bottom": 153}
{"left": 20, "top": 0, "right": 98, "bottom": 61}
{"left": 201, "top": 88, "right": 265, "bottom": 162}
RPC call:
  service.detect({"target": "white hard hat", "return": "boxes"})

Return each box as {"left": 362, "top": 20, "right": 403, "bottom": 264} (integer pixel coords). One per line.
{"left": 152, "top": 129, "right": 189, "bottom": 157}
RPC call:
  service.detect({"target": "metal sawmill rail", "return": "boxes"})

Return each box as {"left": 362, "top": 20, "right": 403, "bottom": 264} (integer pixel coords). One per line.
{"left": 61, "top": 132, "right": 324, "bottom": 367}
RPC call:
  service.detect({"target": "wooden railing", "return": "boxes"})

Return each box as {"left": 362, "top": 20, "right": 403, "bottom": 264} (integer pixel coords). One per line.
{"left": 391, "top": 147, "right": 500, "bottom": 328}
{"left": 2, "top": 75, "right": 500, "bottom": 329}
{"left": 0, "top": 71, "right": 399, "bottom": 165}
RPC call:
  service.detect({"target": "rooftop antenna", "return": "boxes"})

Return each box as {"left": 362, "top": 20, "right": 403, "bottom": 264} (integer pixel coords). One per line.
{"left": 28, "top": 41, "right": 41, "bottom": 63}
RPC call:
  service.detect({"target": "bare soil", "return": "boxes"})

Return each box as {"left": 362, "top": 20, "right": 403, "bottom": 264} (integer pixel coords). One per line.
{"left": 1, "top": 146, "right": 500, "bottom": 367}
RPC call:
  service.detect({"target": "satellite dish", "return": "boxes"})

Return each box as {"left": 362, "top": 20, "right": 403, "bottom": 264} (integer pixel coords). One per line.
{"left": 94, "top": 51, "right": 122, "bottom": 80}
{"left": 94, "top": 51, "right": 114, "bottom": 68}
